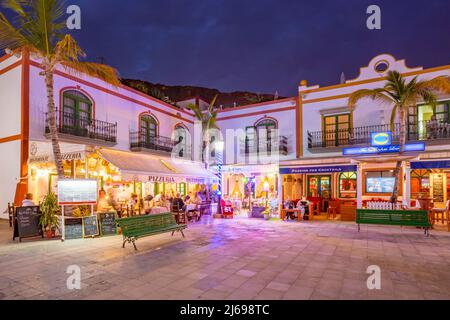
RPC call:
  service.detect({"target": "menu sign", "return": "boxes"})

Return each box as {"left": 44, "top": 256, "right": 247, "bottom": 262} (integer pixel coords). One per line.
{"left": 65, "top": 218, "right": 83, "bottom": 240}
{"left": 58, "top": 180, "right": 98, "bottom": 205}
{"left": 83, "top": 216, "right": 99, "bottom": 238}
{"left": 432, "top": 174, "right": 444, "bottom": 203}
{"left": 99, "top": 212, "right": 117, "bottom": 236}
{"left": 14, "top": 206, "right": 43, "bottom": 242}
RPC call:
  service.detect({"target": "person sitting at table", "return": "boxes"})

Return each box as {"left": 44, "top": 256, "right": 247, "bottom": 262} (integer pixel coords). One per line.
{"left": 192, "top": 192, "right": 203, "bottom": 205}
{"left": 21, "top": 193, "right": 36, "bottom": 207}
{"left": 296, "top": 199, "right": 306, "bottom": 220}
{"left": 143, "top": 195, "right": 154, "bottom": 213}
{"left": 172, "top": 193, "right": 186, "bottom": 212}
{"left": 97, "top": 190, "right": 112, "bottom": 213}
{"left": 106, "top": 189, "right": 119, "bottom": 212}
{"left": 283, "top": 198, "right": 296, "bottom": 220}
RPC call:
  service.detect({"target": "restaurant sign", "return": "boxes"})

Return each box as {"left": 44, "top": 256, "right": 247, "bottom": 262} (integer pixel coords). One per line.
{"left": 371, "top": 132, "right": 392, "bottom": 146}
{"left": 148, "top": 176, "right": 176, "bottom": 183}
{"left": 279, "top": 165, "right": 357, "bottom": 175}
{"left": 343, "top": 143, "right": 425, "bottom": 156}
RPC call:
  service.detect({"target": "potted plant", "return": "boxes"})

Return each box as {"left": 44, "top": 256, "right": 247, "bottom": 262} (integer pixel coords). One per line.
{"left": 263, "top": 208, "right": 271, "bottom": 221}
{"left": 39, "top": 192, "right": 61, "bottom": 238}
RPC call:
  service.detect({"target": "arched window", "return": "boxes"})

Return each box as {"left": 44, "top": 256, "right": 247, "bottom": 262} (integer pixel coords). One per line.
{"left": 339, "top": 172, "right": 357, "bottom": 198}
{"left": 174, "top": 124, "right": 187, "bottom": 158}
{"left": 140, "top": 114, "right": 158, "bottom": 143}
{"left": 62, "top": 90, "right": 93, "bottom": 128}
{"left": 245, "top": 118, "right": 278, "bottom": 154}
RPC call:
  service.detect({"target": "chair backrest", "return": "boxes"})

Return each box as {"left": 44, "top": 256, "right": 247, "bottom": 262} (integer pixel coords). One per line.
{"left": 446, "top": 200, "right": 450, "bottom": 210}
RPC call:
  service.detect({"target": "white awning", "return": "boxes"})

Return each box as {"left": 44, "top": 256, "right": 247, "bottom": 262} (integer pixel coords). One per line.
{"left": 98, "top": 148, "right": 217, "bottom": 183}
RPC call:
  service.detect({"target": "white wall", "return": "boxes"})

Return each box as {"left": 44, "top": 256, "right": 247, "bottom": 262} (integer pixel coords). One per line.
{"left": 216, "top": 98, "right": 298, "bottom": 164}
{"left": 28, "top": 57, "right": 196, "bottom": 155}
{"left": 0, "top": 54, "right": 23, "bottom": 214}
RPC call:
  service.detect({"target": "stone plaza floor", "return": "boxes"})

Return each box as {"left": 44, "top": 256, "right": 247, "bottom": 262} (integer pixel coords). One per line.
{"left": 0, "top": 216, "right": 450, "bottom": 300}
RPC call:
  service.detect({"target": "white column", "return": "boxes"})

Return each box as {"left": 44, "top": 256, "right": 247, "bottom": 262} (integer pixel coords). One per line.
{"left": 404, "top": 161, "right": 411, "bottom": 206}
{"left": 356, "top": 162, "right": 363, "bottom": 209}
{"left": 277, "top": 173, "right": 283, "bottom": 217}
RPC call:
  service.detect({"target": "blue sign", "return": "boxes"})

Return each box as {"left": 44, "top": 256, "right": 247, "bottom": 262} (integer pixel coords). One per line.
{"left": 371, "top": 132, "right": 392, "bottom": 147}
{"left": 279, "top": 165, "right": 357, "bottom": 175}
{"left": 411, "top": 161, "right": 450, "bottom": 170}
{"left": 343, "top": 143, "right": 425, "bottom": 156}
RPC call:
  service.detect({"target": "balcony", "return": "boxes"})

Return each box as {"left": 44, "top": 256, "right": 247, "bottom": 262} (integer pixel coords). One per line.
{"left": 307, "top": 120, "right": 450, "bottom": 152}
{"left": 129, "top": 130, "right": 175, "bottom": 154}
{"left": 242, "top": 135, "right": 288, "bottom": 156}
{"left": 45, "top": 109, "right": 117, "bottom": 146}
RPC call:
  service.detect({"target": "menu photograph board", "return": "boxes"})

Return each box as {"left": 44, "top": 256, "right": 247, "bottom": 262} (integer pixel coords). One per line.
{"left": 58, "top": 180, "right": 98, "bottom": 205}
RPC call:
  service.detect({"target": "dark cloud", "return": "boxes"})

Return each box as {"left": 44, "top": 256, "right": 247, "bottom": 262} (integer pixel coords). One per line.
{"left": 65, "top": 0, "right": 450, "bottom": 96}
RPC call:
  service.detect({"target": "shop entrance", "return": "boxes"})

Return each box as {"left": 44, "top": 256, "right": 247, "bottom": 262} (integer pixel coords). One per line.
{"left": 307, "top": 175, "right": 331, "bottom": 198}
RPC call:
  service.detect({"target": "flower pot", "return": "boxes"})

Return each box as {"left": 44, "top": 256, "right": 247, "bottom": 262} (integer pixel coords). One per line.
{"left": 264, "top": 214, "right": 271, "bottom": 221}
{"left": 46, "top": 230, "right": 53, "bottom": 238}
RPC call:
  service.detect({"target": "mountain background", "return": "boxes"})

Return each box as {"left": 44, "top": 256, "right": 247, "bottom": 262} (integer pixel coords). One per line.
{"left": 121, "top": 79, "right": 285, "bottom": 109}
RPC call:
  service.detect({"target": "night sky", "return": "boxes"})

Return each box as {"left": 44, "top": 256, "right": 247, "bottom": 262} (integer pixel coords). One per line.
{"left": 68, "top": 0, "right": 450, "bottom": 96}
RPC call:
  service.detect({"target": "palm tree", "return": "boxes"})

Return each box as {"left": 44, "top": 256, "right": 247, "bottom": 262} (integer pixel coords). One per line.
{"left": 0, "top": 0, "right": 120, "bottom": 178}
{"left": 349, "top": 71, "right": 450, "bottom": 202}
{"left": 187, "top": 95, "right": 219, "bottom": 164}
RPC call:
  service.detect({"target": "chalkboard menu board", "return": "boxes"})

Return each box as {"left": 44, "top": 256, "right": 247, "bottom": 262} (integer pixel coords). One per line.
{"left": 14, "top": 206, "right": 43, "bottom": 242}
{"left": 65, "top": 218, "right": 83, "bottom": 240}
{"left": 433, "top": 174, "right": 444, "bottom": 203}
{"left": 251, "top": 207, "right": 265, "bottom": 219}
{"left": 83, "top": 216, "right": 99, "bottom": 238}
{"left": 99, "top": 212, "right": 117, "bottom": 236}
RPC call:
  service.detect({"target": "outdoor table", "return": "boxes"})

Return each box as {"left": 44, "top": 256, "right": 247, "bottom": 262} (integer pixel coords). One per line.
{"left": 281, "top": 208, "right": 303, "bottom": 221}
{"left": 185, "top": 204, "right": 197, "bottom": 213}
{"left": 150, "top": 206, "right": 168, "bottom": 214}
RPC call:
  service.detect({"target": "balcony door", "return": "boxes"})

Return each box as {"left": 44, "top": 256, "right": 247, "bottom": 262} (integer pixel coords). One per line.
{"left": 140, "top": 115, "right": 158, "bottom": 145}
{"left": 408, "top": 102, "right": 449, "bottom": 140}
{"left": 62, "top": 90, "right": 92, "bottom": 134}
{"left": 174, "top": 125, "right": 188, "bottom": 158}
{"left": 323, "top": 114, "right": 351, "bottom": 147}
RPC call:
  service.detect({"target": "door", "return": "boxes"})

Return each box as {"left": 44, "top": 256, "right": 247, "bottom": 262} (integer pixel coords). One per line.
{"left": 307, "top": 175, "right": 332, "bottom": 198}
{"left": 323, "top": 114, "right": 351, "bottom": 147}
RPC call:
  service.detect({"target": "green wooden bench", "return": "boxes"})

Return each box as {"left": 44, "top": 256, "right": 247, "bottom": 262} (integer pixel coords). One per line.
{"left": 116, "top": 212, "right": 186, "bottom": 250}
{"left": 356, "top": 209, "right": 431, "bottom": 236}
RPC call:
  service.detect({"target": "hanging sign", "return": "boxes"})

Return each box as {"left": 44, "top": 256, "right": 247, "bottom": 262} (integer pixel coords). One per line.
{"left": 371, "top": 132, "right": 392, "bottom": 146}
{"left": 343, "top": 143, "right": 425, "bottom": 156}
{"left": 280, "top": 165, "right": 357, "bottom": 175}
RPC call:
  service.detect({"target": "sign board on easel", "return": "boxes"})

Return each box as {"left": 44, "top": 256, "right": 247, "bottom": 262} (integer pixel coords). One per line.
{"left": 57, "top": 179, "right": 98, "bottom": 241}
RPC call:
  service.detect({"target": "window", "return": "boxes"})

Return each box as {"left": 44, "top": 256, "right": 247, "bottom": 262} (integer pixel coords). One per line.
{"left": 408, "top": 101, "right": 450, "bottom": 139}
{"left": 245, "top": 118, "right": 278, "bottom": 154}
{"left": 365, "top": 171, "right": 395, "bottom": 194}
{"left": 140, "top": 114, "right": 158, "bottom": 143}
{"left": 174, "top": 125, "right": 188, "bottom": 158}
{"left": 62, "top": 90, "right": 92, "bottom": 129}
{"left": 323, "top": 114, "right": 351, "bottom": 147}
{"left": 339, "top": 172, "right": 357, "bottom": 198}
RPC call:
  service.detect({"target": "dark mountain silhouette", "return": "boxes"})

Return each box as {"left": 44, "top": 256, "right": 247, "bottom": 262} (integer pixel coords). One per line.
{"left": 121, "top": 78, "right": 284, "bottom": 109}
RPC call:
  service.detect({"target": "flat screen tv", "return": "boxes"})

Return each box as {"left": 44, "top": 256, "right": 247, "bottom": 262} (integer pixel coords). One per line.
{"left": 366, "top": 177, "right": 395, "bottom": 193}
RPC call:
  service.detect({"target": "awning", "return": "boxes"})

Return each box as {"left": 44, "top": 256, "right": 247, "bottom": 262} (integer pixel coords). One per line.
{"left": 98, "top": 148, "right": 217, "bottom": 183}
{"left": 411, "top": 160, "right": 450, "bottom": 170}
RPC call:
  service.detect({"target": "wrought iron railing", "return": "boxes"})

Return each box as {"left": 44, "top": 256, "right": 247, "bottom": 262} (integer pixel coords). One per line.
{"left": 242, "top": 135, "right": 288, "bottom": 155}
{"left": 307, "top": 120, "right": 450, "bottom": 149}
{"left": 45, "top": 109, "right": 117, "bottom": 143}
{"left": 129, "top": 130, "right": 175, "bottom": 153}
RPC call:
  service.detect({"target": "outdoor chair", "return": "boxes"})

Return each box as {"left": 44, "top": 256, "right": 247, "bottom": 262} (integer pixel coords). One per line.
{"left": 430, "top": 200, "right": 449, "bottom": 225}
{"left": 7, "top": 203, "right": 14, "bottom": 228}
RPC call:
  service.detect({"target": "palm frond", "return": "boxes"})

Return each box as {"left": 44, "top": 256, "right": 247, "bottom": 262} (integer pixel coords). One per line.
{"left": 61, "top": 60, "right": 121, "bottom": 86}
{"left": 415, "top": 76, "right": 450, "bottom": 95}
{"left": 0, "top": 12, "right": 28, "bottom": 50}
{"left": 186, "top": 103, "right": 203, "bottom": 121}
{"left": 348, "top": 88, "right": 395, "bottom": 109}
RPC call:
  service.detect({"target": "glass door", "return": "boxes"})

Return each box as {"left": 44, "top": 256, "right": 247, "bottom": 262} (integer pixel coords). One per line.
{"left": 307, "top": 175, "right": 332, "bottom": 198}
